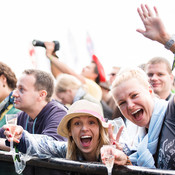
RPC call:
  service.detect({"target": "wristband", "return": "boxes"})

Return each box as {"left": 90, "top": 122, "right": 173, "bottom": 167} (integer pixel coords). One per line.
{"left": 165, "top": 35, "right": 175, "bottom": 50}
{"left": 49, "top": 55, "right": 59, "bottom": 61}
{"left": 49, "top": 56, "right": 53, "bottom": 61}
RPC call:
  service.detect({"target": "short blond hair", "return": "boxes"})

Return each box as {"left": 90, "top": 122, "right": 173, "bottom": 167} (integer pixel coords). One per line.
{"left": 55, "top": 73, "right": 82, "bottom": 94}
{"left": 111, "top": 67, "right": 150, "bottom": 96}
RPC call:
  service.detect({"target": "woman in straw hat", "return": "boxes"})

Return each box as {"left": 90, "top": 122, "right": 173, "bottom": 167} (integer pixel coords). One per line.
{"left": 3, "top": 100, "right": 129, "bottom": 172}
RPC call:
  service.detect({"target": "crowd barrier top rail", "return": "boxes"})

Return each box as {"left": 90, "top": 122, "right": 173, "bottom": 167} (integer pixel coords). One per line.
{"left": 0, "top": 150, "right": 175, "bottom": 175}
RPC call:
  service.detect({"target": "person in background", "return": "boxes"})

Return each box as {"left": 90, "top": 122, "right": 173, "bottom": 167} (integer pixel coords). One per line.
{"left": 44, "top": 42, "right": 106, "bottom": 102}
{"left": 99, "top": 81, "right": 113, "bottom": 120}
{"left": 145, "top": 57, "right": 174, "bottom": 101}
{"left": 0, "top": 62, "right": 20, "bottom": 128}
{"left": 106, "top": 66, "right": 122, "bottom": 119}
{"left": 54, "top": 73, "right": 101, "bottom": 106}
{"left": 108, "top": 66, "right": 121, "bottom": 87}
{"left": 3, "top": 100, "right": 131, "bottom": 175}
{"left": 55, "top": 73, "right": 113, "bottom": 120}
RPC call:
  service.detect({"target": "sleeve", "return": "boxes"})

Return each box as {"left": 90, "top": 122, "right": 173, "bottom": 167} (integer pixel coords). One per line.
{"left": 0, "top": 128, "right": 5, "bottom": 138}
{"left": 17, "top": 131, "right": 67, "bottom": 159}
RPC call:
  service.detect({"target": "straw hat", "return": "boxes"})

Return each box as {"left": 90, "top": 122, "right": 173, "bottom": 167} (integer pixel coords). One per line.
{"left": 57, "top": 99, "right": 108, "bottom": 138}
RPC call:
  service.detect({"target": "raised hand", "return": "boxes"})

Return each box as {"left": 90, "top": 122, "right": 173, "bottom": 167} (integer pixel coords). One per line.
{"left": 108, "top": 123, "right": 124, "bottom": 150}
{"left": 44, "top": 42, "right": 55, "bottom": 58}
{"left": 137, "top": 4, "right": 169, "bottom": 45}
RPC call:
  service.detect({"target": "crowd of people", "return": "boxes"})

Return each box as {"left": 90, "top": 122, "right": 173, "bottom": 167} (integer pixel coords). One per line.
{"left": 1, "top": 3, "right": 175, "bottom": 175}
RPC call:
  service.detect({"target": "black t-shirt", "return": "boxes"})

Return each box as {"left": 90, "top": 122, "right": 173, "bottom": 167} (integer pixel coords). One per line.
{"left": 156, "top": 96, "right": 175, "bottom": 169}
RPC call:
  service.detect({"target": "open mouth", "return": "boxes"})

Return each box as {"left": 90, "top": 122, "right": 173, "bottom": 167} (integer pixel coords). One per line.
{"left": 132, "top": 109, "right": 143, "bottom": 121}
{"left": 80, "top": 135, "right": 92, "bottom": 147}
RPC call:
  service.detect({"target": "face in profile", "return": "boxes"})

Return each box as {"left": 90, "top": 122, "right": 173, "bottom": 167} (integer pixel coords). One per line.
{"left": 69, "top": 116, "right": 100, "bottom": 160}
{"left": 56, "top": 90, "right": 74, "bottom": 105}
{"left": 112, "top": 78, "right": 154, "bottom": 128}
{"left": 13, "top": 74, "right": 41, "bottom": 111}
{"left": 81, "top": 62, "right": 97, "bottom": 80}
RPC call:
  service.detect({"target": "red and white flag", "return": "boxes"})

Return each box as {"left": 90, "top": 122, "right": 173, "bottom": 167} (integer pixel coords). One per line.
{"left": 29, "top": 44, "right": 37, "bottom": 68}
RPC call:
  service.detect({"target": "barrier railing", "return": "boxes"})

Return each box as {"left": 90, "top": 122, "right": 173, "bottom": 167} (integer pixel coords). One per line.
{"left": 0, "top": 150, "right": 175, "bottom": 175}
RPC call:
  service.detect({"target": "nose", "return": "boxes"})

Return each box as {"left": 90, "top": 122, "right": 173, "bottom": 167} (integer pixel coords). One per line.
{"left": 127, "top": 99, "right": 135, "bottom": 110}
{"left": 81, "top": 124, "right": 88, "bottom": 131}
{"left": 150, "top": 74, "right": 158, "bottom": 80}
{"left": 12, "top": 89, "right": 19, "bottom": 97}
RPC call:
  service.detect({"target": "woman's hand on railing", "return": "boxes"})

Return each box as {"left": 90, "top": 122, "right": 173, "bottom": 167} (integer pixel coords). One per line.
{"left": 101, "top": 144, "right": 129, "bottom": 166}
{"left": 3, "top": 124, "right": 23, "bottom": 143}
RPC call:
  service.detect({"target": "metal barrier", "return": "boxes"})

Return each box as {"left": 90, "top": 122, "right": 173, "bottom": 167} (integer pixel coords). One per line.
{"left": 0, "top": 150, "right": 175, "bottom": 175}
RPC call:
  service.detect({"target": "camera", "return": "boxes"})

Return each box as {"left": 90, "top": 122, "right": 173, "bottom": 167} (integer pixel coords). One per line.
{"left": 32, "top": 40, "right": 60, "bottom": 52}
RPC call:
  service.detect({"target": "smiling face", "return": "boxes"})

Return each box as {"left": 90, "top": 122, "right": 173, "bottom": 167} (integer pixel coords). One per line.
{"left": 112, "top": 78, "right": 154, "bottom": 128}
{"left": 69, "top": 115, "right": 100, "bottom": 161}
{"left": 146, "top": 62, "right": 174, "bottom": 100}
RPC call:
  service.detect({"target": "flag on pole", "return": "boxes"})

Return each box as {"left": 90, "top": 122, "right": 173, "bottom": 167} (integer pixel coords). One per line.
{"left": 29, "top": 44, "right": 37, "bottom": 69}
{"left": 86, "top": 32, "right": 95, "bottom": 58}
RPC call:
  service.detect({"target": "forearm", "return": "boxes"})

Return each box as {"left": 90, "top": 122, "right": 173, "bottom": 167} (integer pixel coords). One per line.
{"left": 17, "top": 131, "right": 66, "bottom": 159}
{"left": 156, "top": 32, "right": 175, "bottom": 53}
{"left": 48, "top": 55, "right": 86, "bottom": 83}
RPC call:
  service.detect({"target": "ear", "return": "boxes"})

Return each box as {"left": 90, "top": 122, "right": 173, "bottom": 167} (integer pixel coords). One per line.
{"left": 0, "top": 74, "right": 7, "bottom": 84}
{"left": 39, "top": 90, "right": 47, "bottom": 99}
{"left": 170, "top": 74, "right": 174, "bottom": 84}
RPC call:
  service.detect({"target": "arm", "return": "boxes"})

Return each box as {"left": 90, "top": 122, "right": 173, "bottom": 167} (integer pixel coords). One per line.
{"left": 44, "top": 42, "right": 86, "bottom": 84}
{"left": 137, "top": 4, "right": 175, "bottom": 53}
{"left": 3, "top": 124, "right": 67, "bottom": 158}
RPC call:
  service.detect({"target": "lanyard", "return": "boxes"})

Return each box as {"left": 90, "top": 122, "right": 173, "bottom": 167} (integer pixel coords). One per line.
{"left": 25, "top": 116, "right": 37, "bottom": 134}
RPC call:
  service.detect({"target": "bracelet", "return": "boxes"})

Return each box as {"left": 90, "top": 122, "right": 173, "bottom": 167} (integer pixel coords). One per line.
{"left": 165, "top": 35, "right": 175, "bottom": 50}
{"left": 48, "top": 55, "right": 53, "bottom": 61}
{"left": 125, "top": 156, "right": 132, "bottom": 165}
{"left": 49, "top": 54, "right": 59, "bottom": 61}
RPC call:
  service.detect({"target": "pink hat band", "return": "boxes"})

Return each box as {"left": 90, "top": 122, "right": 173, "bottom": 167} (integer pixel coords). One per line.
{"left": 73, "top": 109, "right": 106, "bottom": 122}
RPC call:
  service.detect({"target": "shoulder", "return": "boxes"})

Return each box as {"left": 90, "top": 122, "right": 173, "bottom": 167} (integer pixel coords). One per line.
{"left": 44, "top": 100, "right": 68, "bottom": 114}
{"left": 48, "top": 100, "right": 67, "bottom": 110}
{"left": 84, "top": 78, "right": 102, "bottom": 101}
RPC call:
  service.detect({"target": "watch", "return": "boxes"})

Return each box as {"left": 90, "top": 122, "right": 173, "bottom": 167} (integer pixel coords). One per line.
{"left": 165, "top": 35, "right": 175, "bottom": 50}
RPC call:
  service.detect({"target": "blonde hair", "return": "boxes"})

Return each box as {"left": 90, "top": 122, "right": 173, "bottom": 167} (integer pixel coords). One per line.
{"left": 66, "top": 121, "right": 110, "bottom": 160}
{"left": 55, "top": 74, "right": 82, "bottom": 94}
{"left": 111, "top": 67, "right": 150, "bottom": 98}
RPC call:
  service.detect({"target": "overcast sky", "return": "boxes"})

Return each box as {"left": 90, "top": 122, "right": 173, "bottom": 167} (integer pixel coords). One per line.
{"left": 1, "top": 0, "right": 175, "bottom": 79}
